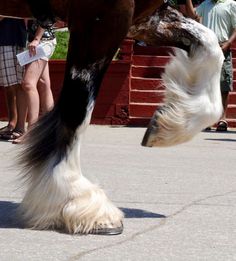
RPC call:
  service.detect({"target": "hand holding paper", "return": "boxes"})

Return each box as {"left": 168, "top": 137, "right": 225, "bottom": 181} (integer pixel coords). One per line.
{"left": 17, "top": 42, "right": 54, "bottom": 66}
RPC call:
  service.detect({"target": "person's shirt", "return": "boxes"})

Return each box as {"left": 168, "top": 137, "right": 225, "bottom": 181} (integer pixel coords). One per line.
{"left": 196, "top": 0, "right": 236, "bottom": 43}
{"left": 0, "top": 18, "right": 27, "bottom": 47}
{"left": 27, "top": 20, "right": 55, "bottom": 42}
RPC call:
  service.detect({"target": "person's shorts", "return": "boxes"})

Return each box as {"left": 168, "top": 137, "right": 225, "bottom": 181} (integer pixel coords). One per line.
{"left": 220, "top": 50, "right": 233, "bottom": 93}
{"left": 0, "top": 45, "right": 25, "bottom": 87}
{"left": 40, "top": 38, "right": 57, "bottom": 62}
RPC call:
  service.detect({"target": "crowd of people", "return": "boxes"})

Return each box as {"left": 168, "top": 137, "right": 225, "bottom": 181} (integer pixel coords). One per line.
{"left": 0, "top": 0, "right": 236, "bottom": 144}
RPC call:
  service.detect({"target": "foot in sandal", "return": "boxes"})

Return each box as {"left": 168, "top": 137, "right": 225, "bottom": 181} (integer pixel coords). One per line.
{"left": 11, "top": 131, "right": 26, "bottom": 144}
{"left": 216, "top": 120, "right": 228, "bottom": 132}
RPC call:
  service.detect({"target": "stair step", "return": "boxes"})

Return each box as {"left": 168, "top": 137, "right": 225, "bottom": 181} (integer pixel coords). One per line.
{"left": 130, "top": 90, "right": 164, "bottom": 103}
{"left": 130, "top": 90, "right": 236, "bottom": 104}
{"left": 130, "top": 103, "right": 160, "bottom": 117}
{"left": 226, "top": 119, "right": 236, "bottom": 128}
{"left": 232, "top": 48, "right": 236, "bottom": 57}
{"left": 226, "top": 105, "right": 236, "bottom": 118}
{"left": 130, "top": 103, "right": 236, "bottom": 121}
{"left": 133, "top": 45, "right": 174, "bottom": 56}
{"left": 131, "top": 77, "right": 164, "bottom": 90}
{"left": 133, "top": 55, "right": 170, "bottom": 66}
{"left": 233, "top": 58, "right": 236, "bottom": 67}
{"left": 229, "top": 92, "right": 236, "bottom": 103}
{"left": 131, "top": 77, "right": 235, "bottom": 91}
{"left": 132, "top": 66, "right": 164, "bottom": 78}
{"left": 129, "top": 117, "right": 236, "bottom": 128}
{"left": 128, "top": 117, "right": 150, "bottom": 126}
{"left": 233, "top": 80, "right": 236, "bottom": 90}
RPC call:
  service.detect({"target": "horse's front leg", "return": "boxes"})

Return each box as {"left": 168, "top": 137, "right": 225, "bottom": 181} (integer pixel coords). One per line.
{"left": 129, "top": 5, "right": 224, "bottom": 147}
{"left": 18, "top": 0, "right": 134, "bottom": 235}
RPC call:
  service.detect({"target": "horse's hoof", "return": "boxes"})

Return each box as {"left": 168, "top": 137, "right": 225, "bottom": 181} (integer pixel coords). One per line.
{"left": 89, "top": 222, "right": 123, "bottom": 235}
{"left": 141, "top": 112, "right": 159, "bottom": 147}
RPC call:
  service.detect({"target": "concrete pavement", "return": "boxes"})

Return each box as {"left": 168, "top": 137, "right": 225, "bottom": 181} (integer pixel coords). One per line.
{"left": 0, "top": 123, "right": 236, "bottom": 261}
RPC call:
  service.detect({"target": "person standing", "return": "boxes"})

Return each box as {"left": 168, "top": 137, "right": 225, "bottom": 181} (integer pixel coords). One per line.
{"left": 186, "top": 0, "right": 236, "bottom": 131}
{"left": 11, "top": 20, "right": 56, "bottom": 144}
{"left": 0, "top": 17, "right": 27, "bottom": 137}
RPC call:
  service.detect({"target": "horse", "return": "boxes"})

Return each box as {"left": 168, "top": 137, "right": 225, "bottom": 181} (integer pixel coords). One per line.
{"left": 0, "top": 0, "right": 224, "bottom": 235}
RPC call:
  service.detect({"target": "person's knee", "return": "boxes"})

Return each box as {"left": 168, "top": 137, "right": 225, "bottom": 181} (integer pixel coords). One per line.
{"left": 22, "top": 79, "right": 35, "bottom": 92}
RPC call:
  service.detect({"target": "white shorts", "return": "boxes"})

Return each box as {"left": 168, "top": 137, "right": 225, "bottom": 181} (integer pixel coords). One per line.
{"left": 0, "top": 45, "right": 25, "bottom": 87}
{"left": 40, "top": 38, "right": 57, "bottom": 61}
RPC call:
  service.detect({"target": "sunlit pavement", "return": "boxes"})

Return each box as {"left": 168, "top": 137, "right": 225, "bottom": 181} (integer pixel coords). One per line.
{"left": 0, "top": 122, "right": 235, "bottom": 261}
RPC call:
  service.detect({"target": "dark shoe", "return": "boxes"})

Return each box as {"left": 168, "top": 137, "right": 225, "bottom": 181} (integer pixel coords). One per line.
{"left": 216, "top": 120, "right": 228, "bottom": 132}
{"left": 204, "top": 127, "right": 211, "bottom": 131}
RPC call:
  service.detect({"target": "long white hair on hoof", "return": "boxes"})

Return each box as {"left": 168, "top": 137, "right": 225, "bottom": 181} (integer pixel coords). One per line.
{"left": 142, "top": 22, "right": 224, "bottom": 147}
{"left": 18, "top": 109, "right": 123, "bottom": 234}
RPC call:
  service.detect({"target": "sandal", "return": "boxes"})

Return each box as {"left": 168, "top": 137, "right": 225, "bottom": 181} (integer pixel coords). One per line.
{"left": 216, "top": 120, "right": 228, "bottom": 132}
{"left": 12, "top": 133, "right": 26, "bottom": 144}
{"left": 204, "top": 127, "right": 211, "bottom": 131}
{"left": 0, "top": 130, "right": 14, "bottom": 141}
{"left": 0, "top": 125, "right": 14, "bottom": 136}
{"left": 0, "top": 130, "right": 24, "bottom": 142}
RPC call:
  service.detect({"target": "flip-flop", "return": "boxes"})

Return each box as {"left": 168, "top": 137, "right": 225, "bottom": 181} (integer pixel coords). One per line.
{"left": 216, "top": 120, "right": 228, "bottom": 132}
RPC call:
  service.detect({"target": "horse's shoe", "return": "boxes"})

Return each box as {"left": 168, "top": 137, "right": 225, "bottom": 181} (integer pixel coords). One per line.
{"left": 89, "top": 222, "right": 123, "bottom": 235}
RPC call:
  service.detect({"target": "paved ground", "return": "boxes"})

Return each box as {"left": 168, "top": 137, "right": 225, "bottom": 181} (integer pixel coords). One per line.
{"left": 0, "top": 122, "right": 235, "bottom": 261}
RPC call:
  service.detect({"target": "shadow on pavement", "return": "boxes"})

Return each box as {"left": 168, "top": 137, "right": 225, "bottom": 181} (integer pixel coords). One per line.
{"left": 0, "top": 201, "right": 23, "bottom": 229}
{"left": 0, "top": 202, "right": 166, "bottom": 230}
{"left": 120, "top": 208, "right": 166, "bottom": 218}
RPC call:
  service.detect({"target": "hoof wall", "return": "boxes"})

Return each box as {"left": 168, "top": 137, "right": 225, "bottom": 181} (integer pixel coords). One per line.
{"left": 89, "top": 223, "right": 123, "bottom": 235}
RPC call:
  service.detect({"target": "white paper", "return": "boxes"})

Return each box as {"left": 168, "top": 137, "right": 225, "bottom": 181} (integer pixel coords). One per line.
{"left": 16, "top": 43, "right": 53, "bottom": 66}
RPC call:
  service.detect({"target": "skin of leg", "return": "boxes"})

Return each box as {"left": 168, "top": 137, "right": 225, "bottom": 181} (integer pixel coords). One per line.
{"left": 14, "top": 84, "right": 28, "bottom": 133}
{"left": 37, "top": 61, "right": 54, "bottom": 115}
{"left": 22, "top": 59, "right": 47, "bottom": 128}
{"left": 221, "top": 91, "right": 229, "bottom": 120}
{"left": 4, "top": 84, "right": 19, "bottom": 129}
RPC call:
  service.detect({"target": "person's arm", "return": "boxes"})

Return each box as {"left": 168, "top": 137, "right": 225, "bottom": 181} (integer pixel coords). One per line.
{"left": 28, "top": 25, "right": 45, "bottom": 56}
{"left": 220, "top": 28, "right": 236, "bottom": 53}
{"left": 185, "top": 0, "right": 200, "bottom": 21}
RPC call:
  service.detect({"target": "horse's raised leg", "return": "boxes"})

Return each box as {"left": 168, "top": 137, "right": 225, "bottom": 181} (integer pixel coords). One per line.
{"left": 129, "top": 5, "right": 224, "bottom": 147}
{"left": 18, "top": 0, "right": 134, "bottom": 235}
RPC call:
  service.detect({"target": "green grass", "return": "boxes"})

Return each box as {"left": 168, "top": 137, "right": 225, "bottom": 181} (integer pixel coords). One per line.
{"left": 50, "top": 30, "right": 120, "bottom": 60}
{"left": 51, "top": 31, "right": 69, "bottom": 59}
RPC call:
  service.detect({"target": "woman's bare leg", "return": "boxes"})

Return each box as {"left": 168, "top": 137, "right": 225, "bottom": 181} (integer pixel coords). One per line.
{"left": 4, "top": 84, "right": 18, "bottom": 130}
{"left": 37, "top": 62, "right": 54, "bottom": 114}
{"left": 22, "top": 59, "right": 47, "bottom": 128}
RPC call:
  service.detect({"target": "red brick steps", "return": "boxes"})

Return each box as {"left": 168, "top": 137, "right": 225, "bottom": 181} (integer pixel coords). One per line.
{"left": 130, "top": 90, "right": 164, "bottom": 103}
{"left": 132, "top": 66, "right": 165, "bottom": 78}
{"left": 130, "top": 44, "right": 236, "bottom": 128}
{"left": 131, "top": 78, "right": 164, "bottom": 90}
{"left": 133, "top": 55, "right": 170, "bottom": 66}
